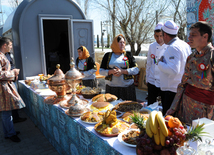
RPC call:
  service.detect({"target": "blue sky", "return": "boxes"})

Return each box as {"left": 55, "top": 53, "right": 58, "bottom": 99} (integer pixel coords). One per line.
{"left": 1, "top": 0, "right": 105, "bottom": 37}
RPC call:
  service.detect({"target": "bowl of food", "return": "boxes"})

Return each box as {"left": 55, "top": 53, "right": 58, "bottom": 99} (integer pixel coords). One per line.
{"left": 81, "top": 87, "right": 101, "bottom": 99}
{"left": 118, "top": 129, "right": 140, "bottom": 147}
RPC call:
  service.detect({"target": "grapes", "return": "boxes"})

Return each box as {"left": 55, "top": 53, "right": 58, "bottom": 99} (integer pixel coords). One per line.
{"left": 169, "top": 138, "right": 174, "bottom": 144}
{"left": 176, "top": 138, "right": 180, "bottom": 143}
{"left": 179, "top": 124, "right": 184, "bottom": 129}
{"left": 181, "top": 134, "right": 186, "bottom": 140}
{"left": 175, "top": 131, "right": 179, "bottom": 136}
{"left": 173, "top": 128, "right": 178, "bottom": 132}
{"left": 166, "top": 136, "right": 170, "bottom": 140}
{"left": 165, "top": 140, "right": 170, "bottom": 145}
{"left": 146, "top": 139, "right": 151, "bottom": 144}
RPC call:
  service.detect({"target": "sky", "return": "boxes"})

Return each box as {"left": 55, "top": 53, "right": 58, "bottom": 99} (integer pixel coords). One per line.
{"left": 1, "top": 0, "right": 106, "bottom": 38}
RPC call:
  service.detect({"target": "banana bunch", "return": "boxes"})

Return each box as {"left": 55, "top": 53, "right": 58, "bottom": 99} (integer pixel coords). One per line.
{"left": 145, "top": 111, "right": 168, "bottom": 146}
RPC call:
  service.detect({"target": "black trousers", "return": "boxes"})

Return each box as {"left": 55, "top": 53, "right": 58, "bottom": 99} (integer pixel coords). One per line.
{"left": 12, "top": 109, "right": 20, "bottom": 120}
{"left": 161, "top": 91, "right": 176, "bottom": 116}
{"left": 147, "top": 83, "right": 163, "bottom": 105}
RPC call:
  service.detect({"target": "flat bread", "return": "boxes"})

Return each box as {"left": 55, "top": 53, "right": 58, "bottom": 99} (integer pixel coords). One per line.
{"left": 92, "top": 102, "right": 110, "bottom": 108}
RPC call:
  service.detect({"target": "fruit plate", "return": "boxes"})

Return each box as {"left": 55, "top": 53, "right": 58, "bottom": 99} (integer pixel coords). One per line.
{"left": 118, "top": 129, "right": 140, "bottom": 147}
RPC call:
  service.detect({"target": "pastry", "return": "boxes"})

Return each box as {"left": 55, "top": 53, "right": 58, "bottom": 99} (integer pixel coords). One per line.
{"left": 90, "top": 102, "right": 114, "bottom": 112}
{"left": 92, "top": 93, "right": 117, "bottom": 102}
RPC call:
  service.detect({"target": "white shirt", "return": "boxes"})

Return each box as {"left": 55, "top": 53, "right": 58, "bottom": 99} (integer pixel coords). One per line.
{"left": 99, "top": 53, "right": 139, "bottom": 87}
{"left": 146, "top": 42, "right": 168, "bottom": 87}
{"left": 158, "top": 37, "right": 191, "bottom": 93}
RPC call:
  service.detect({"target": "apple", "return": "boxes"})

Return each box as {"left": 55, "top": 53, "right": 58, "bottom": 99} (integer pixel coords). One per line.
{"left": 165, "top": 115, "right": 173, "bottom": 128}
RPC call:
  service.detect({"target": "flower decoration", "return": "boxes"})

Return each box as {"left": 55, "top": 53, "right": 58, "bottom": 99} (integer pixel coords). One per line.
{"left": 151, "top": 54, "right": 156, "bottom": 64}
{"left": 84, "top": 62, "right": 87, "bottom": 70}
{"left": 198, "top": 63, "right": 207, "bottom": 79}
{"left": 123, "top": 56, "right": 129, "bottom": 66}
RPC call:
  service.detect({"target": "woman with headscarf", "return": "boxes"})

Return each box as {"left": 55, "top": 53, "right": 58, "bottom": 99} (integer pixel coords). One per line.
{"left": 76, "top": 46, "right": 97, "bottom": 88}
{"left": 99, "top": 34, "right": 139, "bottom": 101}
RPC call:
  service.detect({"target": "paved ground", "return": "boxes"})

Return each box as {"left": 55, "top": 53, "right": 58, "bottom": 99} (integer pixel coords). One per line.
{"left": 0, "top": 80, "right": 147, "bottom": 155}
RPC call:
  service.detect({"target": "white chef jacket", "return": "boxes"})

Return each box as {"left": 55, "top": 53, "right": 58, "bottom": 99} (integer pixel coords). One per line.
{"left": 158, "top": 37, "right": 191, "bottom": 93}
{"left": 146, "top": 42, "right": 168, "bottom": 88}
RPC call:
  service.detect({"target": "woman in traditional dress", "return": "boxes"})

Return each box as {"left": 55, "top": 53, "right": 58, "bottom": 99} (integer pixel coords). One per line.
{"left": 76, "top": 46, "right": 97, "bottom": 88}
{"left": 99, "top": 34, "right": 139, "bottom": 101}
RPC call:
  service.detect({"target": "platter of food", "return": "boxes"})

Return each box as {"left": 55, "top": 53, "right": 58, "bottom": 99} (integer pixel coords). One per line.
{"left": 118, "top": 129, "right": 140, "bottom": 147}
{"left": 80, "top": 111, "right": 104, "bottom": 124}
{"left": 94, "top": 110, "right": 130, "bottom": 137}
{"left": 120, "top": 111, "right": 149, "bottom": 124}
{"left": 90, "top": 102, "right": 114, "bottom": 112}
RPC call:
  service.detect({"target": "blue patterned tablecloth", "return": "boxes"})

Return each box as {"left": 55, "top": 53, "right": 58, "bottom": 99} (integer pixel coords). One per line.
{"left": 18, "top": 81, "right": 136, "bottom": 155}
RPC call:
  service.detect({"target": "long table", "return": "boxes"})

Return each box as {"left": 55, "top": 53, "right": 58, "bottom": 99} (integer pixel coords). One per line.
{"left": 18, "top": 81, "right": 136, "bottom": 155}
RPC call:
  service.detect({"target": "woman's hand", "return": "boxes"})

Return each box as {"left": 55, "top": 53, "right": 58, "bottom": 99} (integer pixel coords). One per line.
{"left": 113, "top": 67, "right": 128, "bottom": 77}
{"left": 108, "top": 68, "right": 118, "bottom": 75}
{"left": 165, "top": 109, "right": 176, "bottom": 116}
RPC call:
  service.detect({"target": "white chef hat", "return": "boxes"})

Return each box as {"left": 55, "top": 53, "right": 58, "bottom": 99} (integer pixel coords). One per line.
{"left": 155, "top": 22, "right": 164, "bottom": 30}
{"left": 162, "top": 20, "right": 179, "bottom": 35}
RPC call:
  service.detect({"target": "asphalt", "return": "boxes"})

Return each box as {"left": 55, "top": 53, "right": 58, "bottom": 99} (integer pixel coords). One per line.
{"left": 0, "top": 79, "right": 147, "bottom": 155}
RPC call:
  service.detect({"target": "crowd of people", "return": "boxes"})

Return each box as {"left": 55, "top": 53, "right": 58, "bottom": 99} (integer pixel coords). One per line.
{"left": 0, "top": 20, "right": 213, "bottom": 143}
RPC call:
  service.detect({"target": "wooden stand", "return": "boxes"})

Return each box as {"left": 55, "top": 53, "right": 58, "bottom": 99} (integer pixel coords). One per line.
{"left": 138, "top": 67, "right": 148, "bottom": 91}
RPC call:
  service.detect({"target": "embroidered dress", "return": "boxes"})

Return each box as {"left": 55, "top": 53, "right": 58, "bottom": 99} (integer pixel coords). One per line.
{"left": 0, "top": 52, "right": 25, "bottom": 111}
{"left": 171, "top": 45, "right": 214, "bottom": 124}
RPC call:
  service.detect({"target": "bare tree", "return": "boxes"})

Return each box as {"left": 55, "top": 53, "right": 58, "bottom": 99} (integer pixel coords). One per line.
{"left": 168, "top": 0, "right": 187, "bottom": 41}
{"left": 75, "top": 0, "right": 90, "bottom": 18}
{"left": 8, "top": 0, "right": 20, "bottom": 11}
{"left": 93, "top": 0, "right": 169, "bottom": 55}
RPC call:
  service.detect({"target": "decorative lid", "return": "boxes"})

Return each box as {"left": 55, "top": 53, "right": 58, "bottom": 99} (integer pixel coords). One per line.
{"left": 65, "top": 57, "right": 84, "bottom": 80}
{"left": 197, "top": 139, "right": 214, "bottom": 154}
{"left": 68, "top": 102, "right": 86, "bottom": 116}
{"left": 176, "top": 142, "right": 196, "bottom": 155}
{"left": 47, "top": 64, "right": 66, "bottom": 85}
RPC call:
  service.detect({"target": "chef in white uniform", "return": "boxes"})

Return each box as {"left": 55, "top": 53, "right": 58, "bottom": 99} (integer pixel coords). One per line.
{"left": 146, "top": 22, "right": 168, "bottom": 105}
{"left": 157, "top": 20, "right": 191, "bottom": 115}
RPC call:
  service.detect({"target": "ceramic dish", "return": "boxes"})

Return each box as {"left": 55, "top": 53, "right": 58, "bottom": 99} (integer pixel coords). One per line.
{"left": 65, "top": 109, "right": 89, "bottom": 117}
{"left": 118, "top": 129, "right": 140, "bottom": 147}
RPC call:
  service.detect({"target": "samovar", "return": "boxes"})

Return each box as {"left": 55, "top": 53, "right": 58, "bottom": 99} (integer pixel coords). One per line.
{"left": 60, "top": 58, "right": 88, "bottom": 111}
{"left": 44, "top": 64, "right": 67, "bottom": 104}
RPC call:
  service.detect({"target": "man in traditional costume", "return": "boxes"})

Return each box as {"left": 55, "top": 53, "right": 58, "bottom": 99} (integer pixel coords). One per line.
{"left": 0, "top": 37, "right": 25, "bottom": 142}
{"left": 157, "top": 20, "right": 191, "bottom": 115}
{"left": 4, "top": 37, "right": 27, "bottom": 124}
{"left": 166, "top": 21, "right": 214, "bottom": 124}
{"left": 146, "top": 22, "right": 168, "bottom": 105}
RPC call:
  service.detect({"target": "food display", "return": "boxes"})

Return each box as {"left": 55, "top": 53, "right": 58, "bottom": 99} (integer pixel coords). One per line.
{"left": 90, "top": 102, "right": 114, "bottom": 112}
{"left": 92, "top": 93, "right": 117, "bottom": 102}
{"left": 120, "top": 111, "right": 149, "bottom": 124}
{"left": 40, "top": 74, "right": 53, "bottom": 81}
{"left": 80, "top": 111, "right": 104, "bottom": 124}
{"left": 121, "top": 130, "right": 140, "bottom": 145}
{"left": 113, "top": 101, "right": 143, "bottom": 112}
{"left": 81, "top": 87, "right": 101, "bottom": 99}
{"left": 94, "top": 110, "right": 129, "bottom": 136}
{"left": 131, "top": 111, "right": 206, "bottom": 154}
{"left": 76, "top": 85, "right": 86, "bottom": 94}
